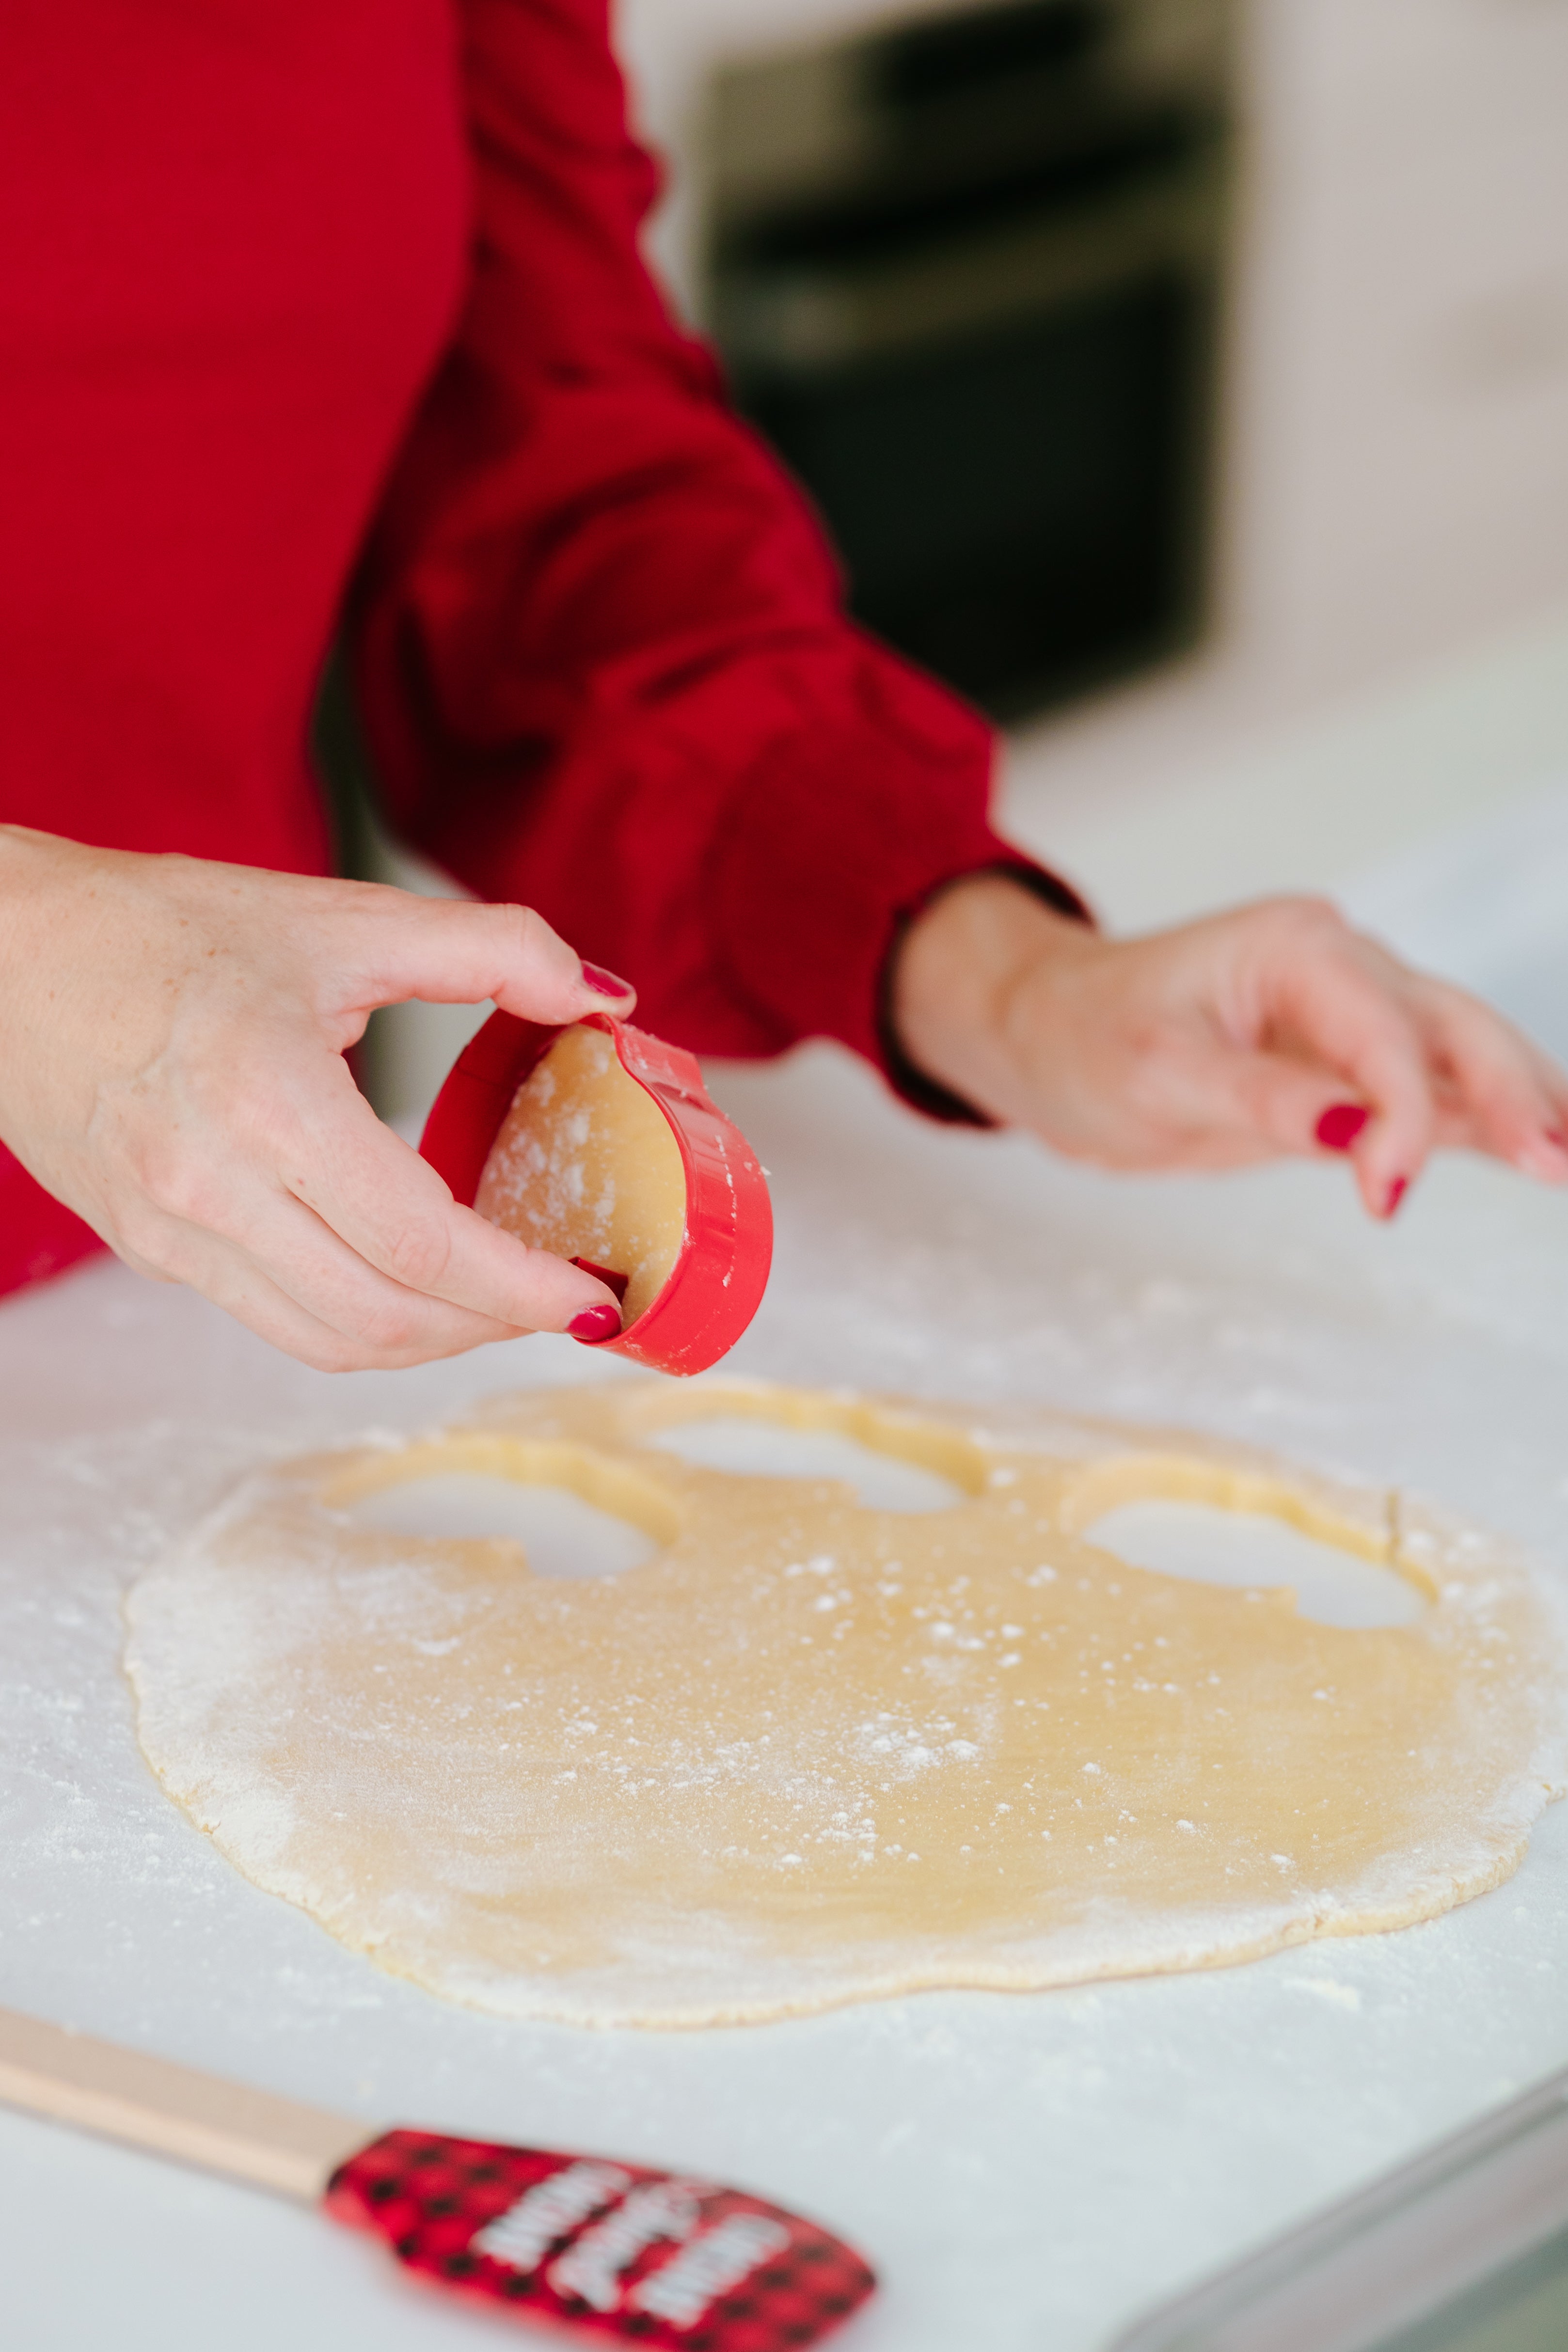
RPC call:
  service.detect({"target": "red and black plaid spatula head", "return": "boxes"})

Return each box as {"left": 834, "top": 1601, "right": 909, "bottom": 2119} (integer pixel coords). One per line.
{"left": 329, "top": 2131, "right": 874, "bottom": 2348}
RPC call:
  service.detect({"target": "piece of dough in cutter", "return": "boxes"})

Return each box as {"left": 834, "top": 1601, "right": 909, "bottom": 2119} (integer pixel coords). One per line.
{"left": 124, "top": 1383, "right": 1568, "bottom": 2029}
{"left": 474, "top": 1026, "right": 686, "bottom": 1324}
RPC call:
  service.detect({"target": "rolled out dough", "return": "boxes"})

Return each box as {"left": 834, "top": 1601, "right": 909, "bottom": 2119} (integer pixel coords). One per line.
{"left": 124, "top": 1383, "right": 1568, "bottom": 2028}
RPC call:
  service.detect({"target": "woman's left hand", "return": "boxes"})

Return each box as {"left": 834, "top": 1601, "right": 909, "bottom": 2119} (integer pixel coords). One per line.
{"left": 891, "top": 874, "right": 1568, "bottom": 1217}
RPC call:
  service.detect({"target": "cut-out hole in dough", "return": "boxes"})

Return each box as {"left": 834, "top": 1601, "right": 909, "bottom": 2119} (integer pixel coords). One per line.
{"left": 345, "top": 1475, "right": 657, "bottom": 1581}
{"left": 1084, "top": 1500, "right": 1427, "bottom": 1628}
{"left": 649, "top": 1418, "right": 966, "bottom": 1513}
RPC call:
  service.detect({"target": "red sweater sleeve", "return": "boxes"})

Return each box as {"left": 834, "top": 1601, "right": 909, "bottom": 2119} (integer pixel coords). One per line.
{"left": 346, "top": 0, "right": 1085, "bottom": 1088}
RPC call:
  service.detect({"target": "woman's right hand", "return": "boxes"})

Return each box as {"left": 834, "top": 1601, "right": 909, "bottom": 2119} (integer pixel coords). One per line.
{"left": 0, "top": 826, "right": 635, "bottom": 1370}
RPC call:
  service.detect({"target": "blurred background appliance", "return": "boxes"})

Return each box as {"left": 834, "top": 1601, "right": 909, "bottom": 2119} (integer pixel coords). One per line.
{"left": 624, "top": 0, "right": 1568, "bottom": 754}
{"left": 704, "top": 0, "right": 1234, "bottom": 719}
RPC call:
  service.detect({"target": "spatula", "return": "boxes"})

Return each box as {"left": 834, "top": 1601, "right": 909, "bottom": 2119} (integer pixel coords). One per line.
{"left": 0, "top": 2005, "right": 874, "bottom": 2347}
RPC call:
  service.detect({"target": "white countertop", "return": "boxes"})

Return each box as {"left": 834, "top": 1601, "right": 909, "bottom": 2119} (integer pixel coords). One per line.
{"left": 6, "top": 621, "right": 1568, "bottom": 2352}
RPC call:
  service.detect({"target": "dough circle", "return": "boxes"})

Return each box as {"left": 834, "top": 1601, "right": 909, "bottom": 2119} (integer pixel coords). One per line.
{"left": 473, "top": 1024, "right": 687, "bottom": 1326}
{"left": 125, "top": 1383, "right": 1568, "bottom": 2027}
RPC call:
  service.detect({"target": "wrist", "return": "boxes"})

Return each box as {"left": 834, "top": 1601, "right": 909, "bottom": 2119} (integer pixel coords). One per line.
{"left": 889, "top": 871, "right": 1094, "bottom": 1123}
{"left": 0, "top": 827, "right": 62, "bottom": 979}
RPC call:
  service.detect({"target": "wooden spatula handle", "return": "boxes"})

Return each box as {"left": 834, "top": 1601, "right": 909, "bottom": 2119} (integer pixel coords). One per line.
{"left": 0, "top": 2005, "right": 364, "bottom": 2199}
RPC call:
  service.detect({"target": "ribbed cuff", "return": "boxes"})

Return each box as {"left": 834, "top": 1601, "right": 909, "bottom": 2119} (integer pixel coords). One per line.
{"left": 703, "top": 639, "right": 1091, "bottom": 1121}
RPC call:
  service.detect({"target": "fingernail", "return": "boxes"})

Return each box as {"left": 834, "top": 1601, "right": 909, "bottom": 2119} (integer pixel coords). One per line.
{"left": 1546, "top": 1129, "right": 1568, "bottom": 1153}
{"left": 568, "top": 1303, "right": 622, "bottom": 1344}
{"left": 581, "top": 962, "right": 633, "bottom": 1000}
{"left": 1315, "top": 1103, "right": 1370, "bottom": 1152}
{"left": 1383, "top": 1175, "right": 1409, "bottom": 1218}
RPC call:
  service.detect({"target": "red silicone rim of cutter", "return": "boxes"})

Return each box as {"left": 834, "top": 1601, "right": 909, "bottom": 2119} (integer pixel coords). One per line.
{"left": 418, "top": 1010, "right": 773, "bottom": 1377}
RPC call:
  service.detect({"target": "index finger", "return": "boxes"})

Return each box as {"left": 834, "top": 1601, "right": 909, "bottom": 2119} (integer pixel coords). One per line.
{"left": 1271, "top": 942, "right": 1437, "bottom": 1214}
{"left": 340, "top": 893, "right": 636, "bottom": 1028}
{"left": 280, "top": 1072, "right": 625, "bottom": 1335}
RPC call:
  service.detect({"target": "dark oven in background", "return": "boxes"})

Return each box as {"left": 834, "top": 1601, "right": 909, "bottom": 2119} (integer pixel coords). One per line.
{"left": 704, "top": 0, "right": 1235, "bottom": 723}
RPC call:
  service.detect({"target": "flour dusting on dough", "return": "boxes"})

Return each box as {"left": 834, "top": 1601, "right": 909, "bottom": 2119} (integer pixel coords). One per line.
{"left": 474, "top": 1028, "right": 686, "bottom": 1324}
{"left": 123, "top": 1382, "right": 1568, "bottom": 2028}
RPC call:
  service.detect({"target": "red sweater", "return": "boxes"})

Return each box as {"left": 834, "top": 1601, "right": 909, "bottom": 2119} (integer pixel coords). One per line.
{"left": 0, "top": 0, "right": 1070, "bottom": 1298}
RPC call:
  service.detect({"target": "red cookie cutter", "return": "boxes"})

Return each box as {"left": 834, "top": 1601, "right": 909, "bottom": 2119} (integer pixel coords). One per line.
{"left": 420, "top": 1010, "right": 773, "bottom": 1376}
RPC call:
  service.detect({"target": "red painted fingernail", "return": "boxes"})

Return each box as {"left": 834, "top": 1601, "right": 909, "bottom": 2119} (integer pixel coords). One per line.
{"left": 568, "top": 1303, "right": 622, "bottom": 1344}
{"left": 1383, "top": 1175, "right": 1409, "bottom": 1217}
{"left": 1315, "top": 1103, "right": 1370, "bottom": 1152}
{"left": 1546, "top": 1129, "right": 1568, "bottom": 1152}
{"left": 580, "top": 962, "right": 633, "bottom": 999}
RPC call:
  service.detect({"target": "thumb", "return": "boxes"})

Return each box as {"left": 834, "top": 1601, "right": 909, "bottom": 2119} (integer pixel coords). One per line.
{"left": 344, "top": 891, "right": 636, "bottom": 1026}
